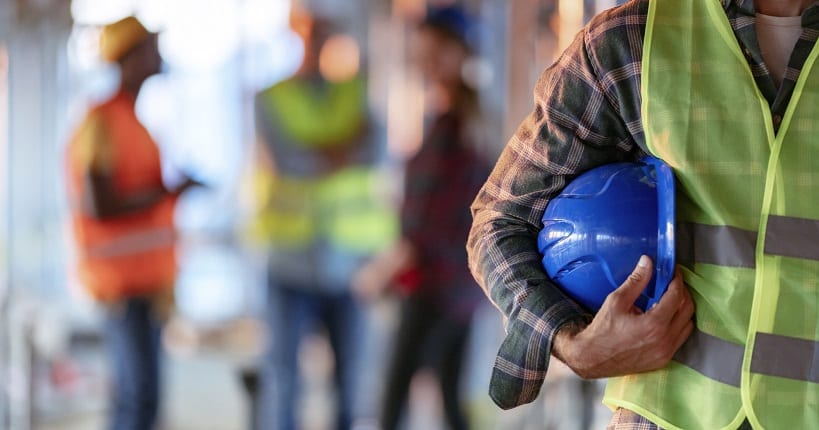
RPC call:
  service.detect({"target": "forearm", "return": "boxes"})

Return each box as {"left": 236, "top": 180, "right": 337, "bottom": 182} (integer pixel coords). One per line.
{"left": 467, "top": 197, "right": 592, "bottom": 408}
{"left": 467, "top": 207, "right": 585, "bottom": 322}
{"left": 467, "top": 19, "right": 645, "bottom": 408}
{"left": 83, "top": 173, "right": 174, "bottom": 219}
{"left": 550, "top": 318, "right": 588, "bottom": 364}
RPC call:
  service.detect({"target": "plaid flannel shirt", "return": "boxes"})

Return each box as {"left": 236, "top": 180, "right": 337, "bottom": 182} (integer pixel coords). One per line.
{"left": 401, "top": 111, "right": 491, "bottom": 319}
{"left": 467, "top": 0, "right": 819, "bottom": 410}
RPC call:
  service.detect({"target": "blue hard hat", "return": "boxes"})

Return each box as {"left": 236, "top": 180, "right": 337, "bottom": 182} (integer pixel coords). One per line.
{"left": 422, "top": 5, "right": 480, "bottom": 52}
{"left": 537, "top": 157, "right": 675, "bottom": 312}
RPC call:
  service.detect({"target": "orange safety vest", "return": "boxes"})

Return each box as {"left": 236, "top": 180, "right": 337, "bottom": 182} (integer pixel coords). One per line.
{"left": 66, "top": 89, "right": 177, "bottom": 301}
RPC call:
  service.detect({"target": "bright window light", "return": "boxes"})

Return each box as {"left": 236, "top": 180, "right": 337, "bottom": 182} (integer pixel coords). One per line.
{"left": 242, "top": 0, "right": 291, "bottom": 42}
{"left": 558, "top": 0, "right": 584, "bottom": 52}
{"left": 66, "top": 25, "right": 103, "bottom": 71}
{"left": 159, "top": 0, "right": 240, "bottom": 70}
{"left": 71, "top": 0, "right": 135, "bottom": 25}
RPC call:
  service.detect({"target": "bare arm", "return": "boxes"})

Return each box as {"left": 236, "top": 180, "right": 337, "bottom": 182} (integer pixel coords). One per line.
{"left": 552, "top": 256, "right": 695, "bottom": 379}
{"left": 77, "top": 112, "right": 199, "bottom": 219}
{"left": 82, "top": 171, "right": 196, "bottom": 219}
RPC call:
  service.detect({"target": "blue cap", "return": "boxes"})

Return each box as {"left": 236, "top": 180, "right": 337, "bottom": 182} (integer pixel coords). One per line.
{"left": 423, "top": 5, "right": 479, "bottom": 52}
{"left": 537, "top": 157, "right": 676, "bottom": 312}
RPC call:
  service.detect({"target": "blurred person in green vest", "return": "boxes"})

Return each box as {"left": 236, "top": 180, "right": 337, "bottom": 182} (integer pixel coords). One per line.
{"left": 249, "top": 8, "right": 397, "bottom": 430}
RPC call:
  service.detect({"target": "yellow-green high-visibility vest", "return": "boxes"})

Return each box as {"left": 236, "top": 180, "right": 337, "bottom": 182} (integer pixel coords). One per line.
{"left": 251, "top": 170, "right": 317, "bottom": 248}
{"left": 252, "top": 76, "right": 397, "bottom": 253}
{"left": 252, "top": 166, "right": 397, "bottom": 252}
{"left": 262, "top": 76, "right": 367, "bottom": 148}
{"left": 603, "top": 1, "right": 819, "bottom": 429}
{"left": 315, "top": 166, "right": 398, "bottom": 253}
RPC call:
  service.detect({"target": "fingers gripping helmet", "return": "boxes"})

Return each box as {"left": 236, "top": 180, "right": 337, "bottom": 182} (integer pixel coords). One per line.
{"left": 537, "top": 157, "right": 676, "bottom": 312}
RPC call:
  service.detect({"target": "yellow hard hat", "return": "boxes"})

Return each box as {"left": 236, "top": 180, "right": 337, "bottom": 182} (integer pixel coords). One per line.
{"left": 99, "top": 16, "right": 153, "bottom": 63}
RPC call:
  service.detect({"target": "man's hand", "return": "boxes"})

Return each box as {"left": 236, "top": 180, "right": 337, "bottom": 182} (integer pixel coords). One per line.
{"left": 552, "top": 255, "right": 694, "bottom": 379}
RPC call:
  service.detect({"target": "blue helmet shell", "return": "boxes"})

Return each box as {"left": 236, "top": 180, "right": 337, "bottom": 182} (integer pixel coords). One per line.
{"left": 538, "top": 157, "right": 675, "bottom": 312}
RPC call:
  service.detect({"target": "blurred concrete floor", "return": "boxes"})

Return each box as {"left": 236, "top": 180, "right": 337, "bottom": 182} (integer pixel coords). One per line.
{"left": 32, "top": 303, "right": 612, "bottom": 430}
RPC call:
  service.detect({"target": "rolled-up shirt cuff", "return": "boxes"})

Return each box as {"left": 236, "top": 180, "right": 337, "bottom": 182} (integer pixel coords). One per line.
{"left": 488, "top": 293, "right": 591, "bottom": 409}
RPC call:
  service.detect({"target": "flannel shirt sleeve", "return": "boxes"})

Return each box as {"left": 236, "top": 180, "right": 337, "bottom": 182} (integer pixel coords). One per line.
{"left": 467, "top": 19, "right": 642, "bottom": 409}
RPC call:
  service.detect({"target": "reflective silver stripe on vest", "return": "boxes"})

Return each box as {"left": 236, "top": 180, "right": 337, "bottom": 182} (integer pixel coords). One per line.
{"left": 673, "top": 327, "right": 743, "bottom": 387}
{"left": 672, "top": 330, "right": 819, "bottom": 386}
{"left": 764, "top": 215, "right": 819, "bottom": 261}
{"left": 751, "top": 332, "right": 819, "bottom": 383}
{"left": 676, "top": 223, "right": 757, "bottom": 268}
{"left": 85, "top": 228, "right": 175, "bottom": 259}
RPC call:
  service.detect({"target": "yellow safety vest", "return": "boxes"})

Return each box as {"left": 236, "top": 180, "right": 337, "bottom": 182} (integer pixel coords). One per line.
{"left": 252, "top": 76, "right": 397, "bottom": 253}
{"left": 261, "top": 76, "right": 367, "bottom": 148}
{"left": 253, "top": 167, "right": 397, "bottom": 253}
{"left": 603, "top": 1, "right": 819, "bottom": 429}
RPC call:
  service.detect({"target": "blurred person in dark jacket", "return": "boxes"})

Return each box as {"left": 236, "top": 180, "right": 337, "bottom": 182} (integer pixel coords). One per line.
{"left": 354, "top": 6, "right": 490, "bottom": 430}
{"left": 64, "top": 16, "right": 200, "bottom": 430}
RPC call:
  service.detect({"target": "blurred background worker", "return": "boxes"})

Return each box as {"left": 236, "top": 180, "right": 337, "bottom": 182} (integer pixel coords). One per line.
{"left": 250, "top": 7, "right": 397, "bottom": 430}
{"left": 63, "top": 16, "right": 200, "bottom": 430}
{"left": 354, "top": 5, "right": 491, "bottom": 430}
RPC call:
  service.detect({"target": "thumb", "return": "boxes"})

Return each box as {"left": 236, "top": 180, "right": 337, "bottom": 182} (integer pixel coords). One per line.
{"left": 610, "top": 255, "right": 653, "bottom": 311}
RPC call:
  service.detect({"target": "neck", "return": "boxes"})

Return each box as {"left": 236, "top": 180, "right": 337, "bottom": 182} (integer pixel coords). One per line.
{"left": 296, "top": 60, "right": 321, "bottom": 79}
{"left": 119, "top": 65, "right": 146, "bottom": 101}
{"left": 755, "top": 0, "right": 813, "bottom": 16}
{"left": 120, "top": 79, "right": 143, "bottom": 102}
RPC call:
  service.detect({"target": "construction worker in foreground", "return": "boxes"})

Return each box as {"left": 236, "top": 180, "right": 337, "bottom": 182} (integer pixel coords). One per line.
{"left": 65, "top": 16, "right": 200, "bottom": 430}
{"left": 468, "top": 0, "right": 819, "bottom": 428}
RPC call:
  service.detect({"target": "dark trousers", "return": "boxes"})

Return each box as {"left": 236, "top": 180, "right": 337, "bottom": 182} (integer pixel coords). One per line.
{"left": 380, "top": 295, "right": 471, "bottom": 430}
{"left": 106, "top": 297, "right": 162, "bottom": 430}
